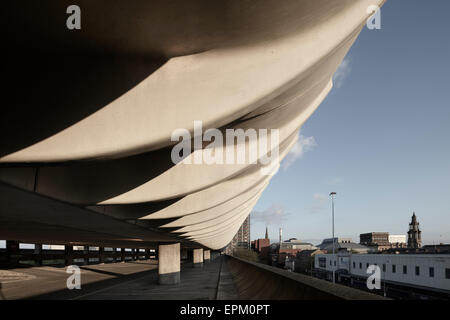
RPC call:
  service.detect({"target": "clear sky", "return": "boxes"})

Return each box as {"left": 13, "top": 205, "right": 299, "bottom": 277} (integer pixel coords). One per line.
{"left": 251, "top": 0, "right": 450, "bottom": 245}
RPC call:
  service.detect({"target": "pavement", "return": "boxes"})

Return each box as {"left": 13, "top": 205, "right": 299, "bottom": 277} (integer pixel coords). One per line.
{"left": 0, "top": 256, "right": 239, "bottom": 300}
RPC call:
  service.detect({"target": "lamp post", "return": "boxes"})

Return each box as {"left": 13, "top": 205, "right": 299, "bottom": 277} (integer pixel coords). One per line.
{"left": 384, "top": 259, "right": 389, "bottom": 297}
{"left": 329, "top": 192, "right": 336, "bottom": 284}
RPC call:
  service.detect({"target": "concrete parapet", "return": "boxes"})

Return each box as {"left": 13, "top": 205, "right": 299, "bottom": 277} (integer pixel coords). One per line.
{"left": 226, "top": 255, "right": 388, "bottom": 300}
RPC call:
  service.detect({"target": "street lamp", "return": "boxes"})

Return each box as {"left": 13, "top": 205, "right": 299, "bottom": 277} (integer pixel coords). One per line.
{"left": 384, "top": 259, "right": 389, "bottom": 297}
{"left": 329, "top": 192, "right": 336, "bottom": 284}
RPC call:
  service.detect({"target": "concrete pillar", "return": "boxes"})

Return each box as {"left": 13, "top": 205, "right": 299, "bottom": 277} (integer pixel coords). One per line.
{"left": 193, "top": 248, "right": 203, "bottom": 268}
{"left": 84, "top": 246, "right": 89, "bottom": 265}
{"left": 120, "top": 248, "right": 125, "bottom": 262}
{"left": 145, "top": 249, "right": 150, "bottom": 260}
{"left": 99, "top": 247, "right": 105, "bottom": 264}
{"left": 137, "top": 249, "right": 141, "bottom": 260}
{"left": 6, "top": 240, "right": 20, "bottom": 266}
{"left": 65, "top": 245, "right": 73, "bottom": 266}
{"left": 158, "top": 243, "right": 180, "bottom": 285}
{"left": 181, "top": 248, "right": 188, "bottom": 260}
{"left": 34, "top": 244, "right": 43, "bottom": 266}
{"left": 203, "top": 250, "right": 211, "bottom": 263}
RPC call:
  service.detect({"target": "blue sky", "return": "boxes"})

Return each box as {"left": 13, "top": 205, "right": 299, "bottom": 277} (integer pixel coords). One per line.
{"left": 251, "top": 0, "right": 450, "bottom": 245}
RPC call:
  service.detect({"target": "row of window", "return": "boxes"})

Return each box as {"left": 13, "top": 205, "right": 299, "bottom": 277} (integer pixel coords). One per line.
{"left": 351, "top": 261, "right": 450, "bottom": 279}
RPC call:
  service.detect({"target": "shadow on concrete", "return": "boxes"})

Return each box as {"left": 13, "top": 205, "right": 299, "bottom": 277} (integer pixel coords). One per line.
{"left": 1, "top": 52, "right": 167, "bottom": 158}
{"left": 79, "top": 266, "right": 126, "bottom": 278}
{"left": 26, "top": 262, "right": 159, "bottom": 300}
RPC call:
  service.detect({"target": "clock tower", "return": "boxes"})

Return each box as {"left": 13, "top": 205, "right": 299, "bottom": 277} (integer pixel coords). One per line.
{"left": 407, "top": 212, "right": 422, "bottom": 248}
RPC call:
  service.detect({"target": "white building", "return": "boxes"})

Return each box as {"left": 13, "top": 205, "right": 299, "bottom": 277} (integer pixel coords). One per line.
{"left": 389, "top": 235, "right": 407, "bottom": 244}
{"left": 315, "top": 253, "right": 450, "bottom": 294}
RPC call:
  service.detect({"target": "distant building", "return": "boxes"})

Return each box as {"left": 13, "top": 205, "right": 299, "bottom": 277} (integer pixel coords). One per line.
{"left": 233, "top": 215, "right": 251, "bottom": 249}
{"left": 389, "top": 235, "right": 407, "bottom": 244}
{"left": 423, "top": 244, "right": 450, "bottom": 254}
{"left": 360, "top": 232, "right": 391, "bottom": 252}
{"left": 314, "top": 252, "right": 450, "bottom": 299}
{"left": 294, "top": 249, "right": 324, "bottom": 274}
{"left": 318, "top": 237, "right": 371, "bottom": 254}
{"left": 408, "top": 212, "right": 422, "bottom": 248}
{"left": 360, "top": 232, "right": 389, "bottom": 246}
{"left": 278, "top": 239, "right": 317, "bottom": 267}
{"left": 319, "top": 237, "right": 353, "bottom": 247}
{"left": 225, "top": 216, "right": 251, "bottom": 254}
{"left": 252, "top": 227, "right": 271, "bottom": 261}
{"left": 254, "top": 238, "right": 270, "bottom": 252}
{"left": 280, "top": 238, "right": 317, "bottom": 251}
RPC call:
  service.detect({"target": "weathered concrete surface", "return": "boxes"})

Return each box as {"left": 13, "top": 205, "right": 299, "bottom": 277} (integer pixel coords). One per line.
{"left": 77, "top": 258, "right": 224, "bottom": 300}
{"left": 0, "top": 257, "right": 234, "bottom": 300}
{"left": 0, "top": 260, "right": 158, "bottom": 300}
{"left": 204, "top": 250, "right": 211, "bottom": 263}
{"left": 158, "top": 243, "right": 180, "bottom": 285}
{"left": 193, "top": 249, "right": 204, "bottom": 268}
{"left": 226, "top": 256, "right": 387, "bottom": 300}
{"left": 0, "top": 0, "right": 387, "bottom": 251}
{"left": 216, "top": 256, "right": 240, "bottom": 300}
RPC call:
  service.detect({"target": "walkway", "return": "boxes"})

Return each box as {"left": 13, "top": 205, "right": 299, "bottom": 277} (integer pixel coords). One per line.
{"left": 0, "top": 256, "right": 239, "bottom": 300}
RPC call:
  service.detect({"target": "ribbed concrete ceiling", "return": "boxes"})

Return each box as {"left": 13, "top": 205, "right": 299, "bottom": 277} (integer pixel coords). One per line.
{"left": 0, "top": 0, "right": 385, "bottom": 250}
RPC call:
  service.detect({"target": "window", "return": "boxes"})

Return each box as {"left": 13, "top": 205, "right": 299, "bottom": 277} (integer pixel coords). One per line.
{"left": 403, "top": 265, "right": 407, "bottom": 274}
{"left": 360, "top": 262, "right": 362, "bottom": 269}
{"left": 330, "top": 260, "right": 332, "bottom": 266}
{"left": 353, "top": 262, "right": 356, "bottom": 268}
{"left": 383, "top": 264, "right": 386, "bottom": 272}
{"left": 429, "top": 267, "right": 434, "bottom": 278}
{"left": 318, "top": 258, "right": 326, "bottom": 268}
{"left": 366, "top": 263, "right": 369, "bottom": 269}
{"left": 392, "top": 265, "right": 396, "bottom": 273}
{"left": 415, "top": 266, "right": 420, "bottom": 276}
{"left": 446, "top": 268, "right": 450, "bottom": 279}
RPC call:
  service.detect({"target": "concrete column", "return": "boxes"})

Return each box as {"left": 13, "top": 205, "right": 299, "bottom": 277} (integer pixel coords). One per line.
{"left": 99, "top": 247, "right": 105, "bottom": 264}
{"left": 65, "top": 245, "right": 73, "bottom": 266}
{"left": 145, "top": 249, "right": 150, "bottom": 260}
{"left": 120, "top": 248, "right": 125, "bottom": 262}
{"left": 84, "top": 246, "right": 89, "bottom": 265}
{"left": 193, "top": 248, "right": 203, "bottom": 268}
{"left": 203, "top": 250, "right": 211, "bottom": 263}
{"left": 34, "top": 244, "right": 43, "bottom": 266}
{"left": 158, "top": 243, "right": 180, "bottom": 285}
{"left": 181, "top": 248, "right": 188, "bottom": 260}
{"left": 6, "top": 240, "right": 20, "bottom": 266}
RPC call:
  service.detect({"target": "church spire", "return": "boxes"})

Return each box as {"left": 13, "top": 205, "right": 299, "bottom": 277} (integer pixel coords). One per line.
{"left": 265, "top": 226, "right": 269, "bottom": 239}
